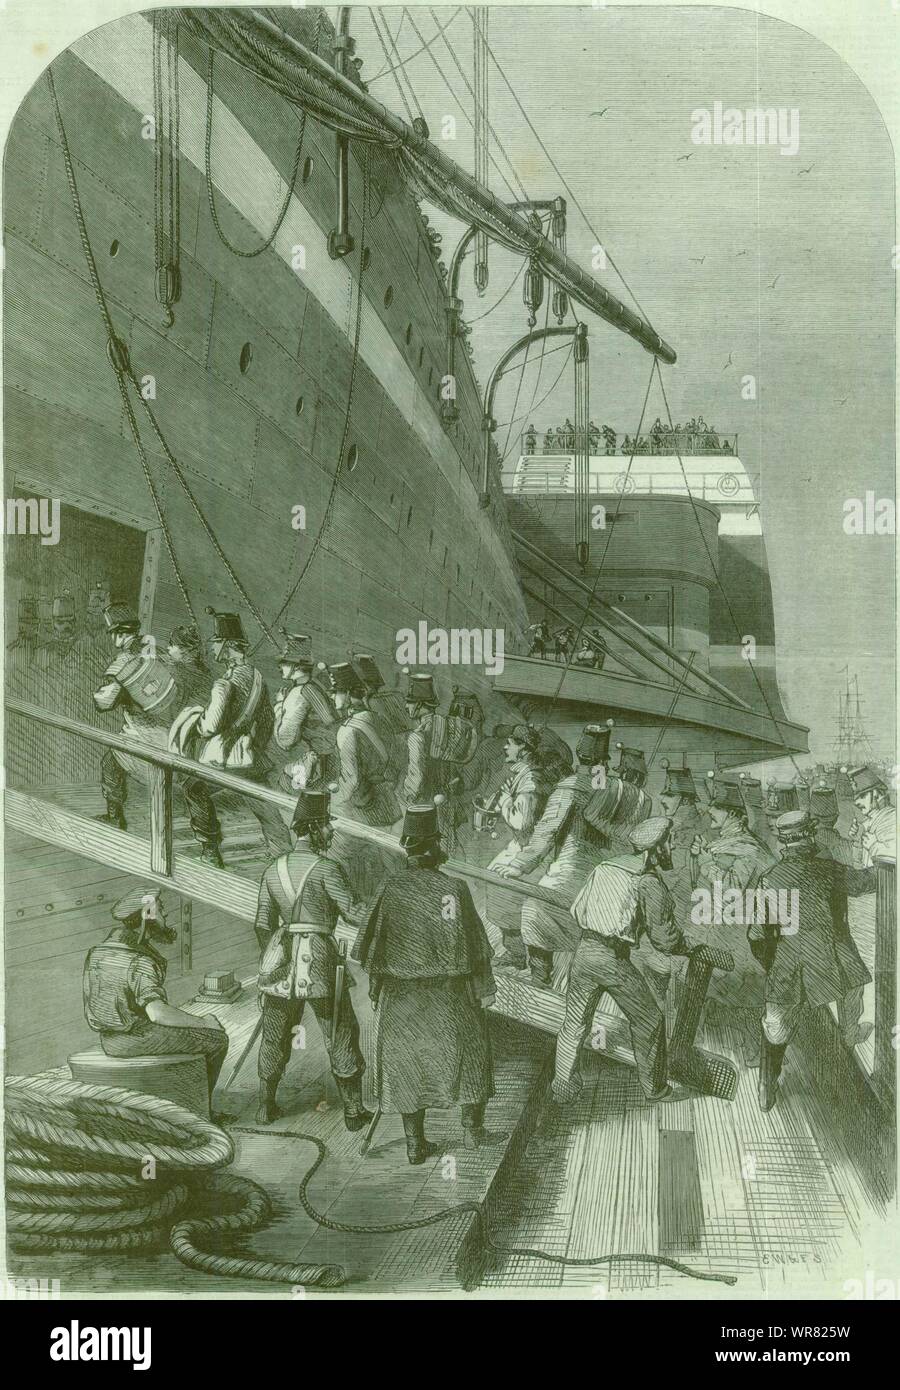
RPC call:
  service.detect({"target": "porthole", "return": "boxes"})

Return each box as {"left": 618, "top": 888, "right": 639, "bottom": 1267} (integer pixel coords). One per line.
{"left": 384, "top": 285, "right": 394, "bottom": 308}
{"left": 239, "top": 342, "right": 253, "bottom": 374}
{"left": 295, "top": 397, "right": 304, "bottom": 416}
{"left": 109, "top": 239, "right": 120, "bottom": 257}
{"left": 302, "top": 156, "right": 314, "bottom": 184}
{"left": 361, "top": 247, "right": 371, "bottom": 270}
{"left": 405, "top": 324, "right": 413, "bottom": 345}
{"left": 346, "top": 443, "right": 358, "bottom": 472}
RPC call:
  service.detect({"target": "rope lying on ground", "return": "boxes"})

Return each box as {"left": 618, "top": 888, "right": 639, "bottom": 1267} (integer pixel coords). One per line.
{"left": 5, "top": 1076, "right": 344, "bottom": 1288}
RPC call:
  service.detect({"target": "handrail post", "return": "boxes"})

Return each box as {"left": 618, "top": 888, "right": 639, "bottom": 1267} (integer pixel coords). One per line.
{"left": 148, "top": 763, "right": 174, "bottom": 877}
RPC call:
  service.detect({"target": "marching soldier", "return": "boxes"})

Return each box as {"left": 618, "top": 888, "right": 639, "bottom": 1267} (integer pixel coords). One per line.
{"left": 352, "top": 653, "right": 411, "bottom": 745}
{"left": 738, "top": 773, "right": 770, "bottom": 848}
{"left": 353, "top": 800, "right": 495, "bottom": 1163}
{"left": 638, "top": 760, "right": 703, "bottom": 1008}
{"left": 166, "top": 624, "right": 211, "bottom": 706}
{"left": 92, "top": 602, "right": 176, "bottom": 831}
{"left": 751, "top": 810, "right": 873, "bottom": 1110}
{"left": 764, "top": 780, "right": 800, "bottom": 845}
{"left": 83, "top": 889, "right": 229, "bottom": 1108}
{"left": 403, "top": 671, "right": 460, "bottom": 855}
{"left": 273, "top": 633, "right": 338, "bottom": 793}
{"left": 809, "top": 781, "right": 862, "bottom": 866}
{"left": 615, "top": 744, "right": 648, "bottom": 790}
{"left": 328, "top": 661, "right": 402, "bottom": 898}
{"left": 552, "top": 817, "right": 692, "bottom": 1105}
{"left": 254, "top": 789, "right": 373, "bottom": 1130}
{"left": 494, "top": 724, "right": 613, "bottom": 988}
{"left": 847, "top": 764, "right": 895, "bottom": 865}
{"left": 691, "top": 776, "right": 776, "bottom": 1063}
{"left": 175, "top": 609, "right": 291, "bottom": 865}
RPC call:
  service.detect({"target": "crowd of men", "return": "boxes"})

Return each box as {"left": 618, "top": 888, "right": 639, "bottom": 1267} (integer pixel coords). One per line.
{"left": 523, "top": 416, "right": 733, "bottom": 457}
{"left": 82, "top": 601, "right": 895, "bottom": 1161}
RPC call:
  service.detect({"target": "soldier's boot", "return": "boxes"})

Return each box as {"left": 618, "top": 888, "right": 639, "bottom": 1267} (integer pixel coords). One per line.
{"left": 527, "top": 947, "right": 553, "bottom": 989}
{"left": 402, "top": 1110, "right": 439, "bottom": 1166}
{"left": 199, "top": 840, "right": 225, "bottom": 869}
{"left": 499, "top": 930, "right": 527, "bottom": 971}
{"left": 757, "top": 1034, "right": 787, "bottom": 1113}
{"left": 335, "top": 1073, "right": 374, "bottom": 1133}
{"left": 256, "top": 1077, "right": 282, "bottom": 1125}
{"left": 461, "top": 1101, "right": 488, "bottom": 1150}
{"left": 95, "top": 798, "right": 127, "bottom": 831}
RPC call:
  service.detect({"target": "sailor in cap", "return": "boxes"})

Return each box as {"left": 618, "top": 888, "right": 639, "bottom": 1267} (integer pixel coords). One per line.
{"left": 92, "top": 602, "right": 174, "bottom": 831}
{"left": 82, "top": 888, "right": 229, "bottom": 1107}
{"left": 846, "top": 764, "right": 895, "bottom": 865}
{"left": 496, "top": 723, "right": 615, "bottom": 988}
{"left": 273, "top": 633, "right": 338, "bottom": 793}
{"left": 750, "top": 810, "right": 873, "bottom": 1110}
{"left": 327, "top": 660, "right": 402, "bottom": 898}
{"left": 553, "top": 816, "right": 692, "bottom": 1105}
{"left": 353, "top": 798, "right": 495, "bottom": 1163}
{"left": 176, "top": 609, "right": 290, "bottom": 865}
{"left": 254, "top": 787, "right": 372, "bottom": 1129}
{"left": 689, "top": 773, "right": 776, "bottom": 1062}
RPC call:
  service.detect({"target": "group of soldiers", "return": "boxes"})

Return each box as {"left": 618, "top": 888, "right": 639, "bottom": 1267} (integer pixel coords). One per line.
{"left": 82, "top": 600, "right": 894, "bottom": 1156}
{"left": 521, "top": 416, "right": 732, "bottom": 459}
{"left": 526, "top": 618, "right": 608, "bottom": 668}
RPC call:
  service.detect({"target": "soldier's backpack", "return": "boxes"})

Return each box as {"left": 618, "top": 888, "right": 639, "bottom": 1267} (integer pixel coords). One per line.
{"left": 582, "top": 773, "right": 652, "bottom": 848}
{"left": 428, "top": 711, "right": 480, "bottom": 766}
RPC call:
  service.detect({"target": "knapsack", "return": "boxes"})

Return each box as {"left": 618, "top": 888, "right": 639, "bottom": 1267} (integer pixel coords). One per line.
{"left": 428, "top": 711, "right": 480, "bottom": 765}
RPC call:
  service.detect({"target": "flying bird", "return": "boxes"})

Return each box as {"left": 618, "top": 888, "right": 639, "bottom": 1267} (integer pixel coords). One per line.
{"left": 590, "top": 107, "right": 611, "bottom": 118}
{"left": 735, "top": 250, "right": 748, "bottom": 257}
{"left": 768, "top": 274, "right": 781, "bottom": 289}
{"left": 676, "top": 152, "right": 695, "bottom": 162}
{"left": 798, "top": 165, "right": 814, "bottom": 175}
{"left": 722, "top": 352, "right": 734, "bottom": 371}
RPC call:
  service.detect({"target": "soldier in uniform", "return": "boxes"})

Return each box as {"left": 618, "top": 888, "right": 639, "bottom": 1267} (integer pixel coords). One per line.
{"left": 690, "top": 776, "right": 776, "bottom": 1063}
{"left": 354, "top": 800, "right": 495, "bottom": 1162}
{"left": 273, "top": 633, "right": 338, "bottom": 793}
{"left": 738, "top": 773, "right": 770, "bottom": 848}
{"left": 254, "top": 789, "right": 373, "bottom": 1130}
{"left": 351, "top": 653, "right": 410, "bottom": 793}
{"left": 553, "top": 625, "right": 576, "bottom": 662}
{"left": 615, "top": 744, "right": 648, "bottom": 790}
{"left": 328, "top": 660, "right": 402, "bottom": 898}
{"left": 553, "top": 817, "right": 692, "bottom": 1105}
{"left": 527, "top": 619, "right": 550, "bottom": 658}
{"left": 481, "top": 724, "right": 546, "bottom": 968}
{"left": 764, "top": 780, "right": 800, "bottom": 845}
{"left": 177, "top": 609, "right": 291, "bottom": 865}
{"left": 166, "top": 624, "right": 211, "bottom": 706}
{"left": 494, "top": 724, "right": 612, "bottom": 988}
{"left": 751, "top": 810, "right": 873, "bottom": 1110}
{"left": 809, "top": 781, "right": 862, "bottom": 866}
{"left": 847, "top": 764, "right": 894, "bottom": 865}
{"left": 92, "top": 602, "right": 176, "bottom": 830}
{"left": 83, "top": 889, "right": 229, "bottom": 1108}
{"left": 637, "top": 760, "right": 704, "bottom": 1008}
{"left": 403, "top": 671, "right": 460, "bottom": 855}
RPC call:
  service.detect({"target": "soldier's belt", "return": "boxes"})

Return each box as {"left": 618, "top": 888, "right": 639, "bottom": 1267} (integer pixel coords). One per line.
{"left": 286, "top": 922, "right": 333, "bottom": 936}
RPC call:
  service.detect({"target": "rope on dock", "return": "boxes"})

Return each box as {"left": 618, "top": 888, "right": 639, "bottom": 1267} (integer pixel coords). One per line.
{"left": 5, "top": 1076, "right": 345, "bottom": 1288}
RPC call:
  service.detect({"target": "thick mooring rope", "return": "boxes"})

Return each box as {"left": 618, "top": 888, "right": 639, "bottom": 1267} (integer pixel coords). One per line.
{"left": 5, "top": 1076, "right": 344, "bottom": 1288}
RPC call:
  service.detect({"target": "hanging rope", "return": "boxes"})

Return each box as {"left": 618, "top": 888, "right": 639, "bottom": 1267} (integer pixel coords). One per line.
{"left": 472, "top": 6, "right": 490, "bottom": 295}
{"left": 152, "top": 11, "right": 181, "bottom": 325}
{"left": 370, "top": 9, "right": 420, "bottom": 127}
{"left": 573, "top": 323, "right": 590, "bottom": 569}
{"left": 204, "top": 46, "right": 309, "bottom": 258}
{"left": 260, "top": 143, "right": 373, "bottom": 639}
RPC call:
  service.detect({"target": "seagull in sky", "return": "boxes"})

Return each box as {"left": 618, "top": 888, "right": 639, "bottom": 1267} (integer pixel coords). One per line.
{"left": 590, "top": 107, "right": 611, "bottom": 118}
{"left": 722, "top": 352, "right": 734, "bottom": 370}
{"left": 798, "top": 165, "right": 815, "bottom": 175}
{"left": 676, "top": 152, "right": 695, "bottom": 162}
{"left": 768, "top": 274, "right": 781, "bottom": 289}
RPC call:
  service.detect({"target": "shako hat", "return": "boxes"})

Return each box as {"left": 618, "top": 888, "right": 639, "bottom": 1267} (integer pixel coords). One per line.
{"left": 577, "top": 719, "right": 614, "bottom": 765}
{"left": 661, "top": 759, "right": 697, "bottom": 798}
{"left": 52, "top": 591, "right": 76, "bottom": 623}
{"left": 103, "top": 602, "right": 139, "bottom": 634}
{"left": 327, "top": 661, "right": 365, "bottom": 695}
{"left": 766, "top": 780, "right": 800, "bottom": 815}
{"left": 17, "top": 595, "right": 39, "bottom": 625}
{"left": 449, "top": 685, "right": 482, "bottom": 722}
{"left": 169, "top": 623, "right": 205, "bottom": 656}
{"left": 629, "top": 815, "right": 672, "bottom": 854}
{"left": 616, "top": 744, "right": 647, "bottom": 778}
{"left": 400, "top": 797, "right": 444, "bottom": 849}
{"left": 774, "top": 808, "right": 815, "bottom": 844}
{"left": 205, "top": 607, "right": 247, "bottom": 645}
{"left": 291, "top": 788, "right": 332, "bottom": 834}
{"left": 352, "top": 653, "right": 384, "bottom": 692}
{"left": 738, "top": 773, "right": 764, "bottom": 809}
{"left": 280, "top": 631, "right": 314, "bottom": 668}
{"left": 809, "top": 782, "right": 839, "bottom": 822}
{"left": 847, "top": 764, "right": 887, "bottom": 797}
{"left": 706, "top": 773, "right": 745, "bottom": 814}
{"left": 405, "top": 670, "right": 438, "bottom": 707}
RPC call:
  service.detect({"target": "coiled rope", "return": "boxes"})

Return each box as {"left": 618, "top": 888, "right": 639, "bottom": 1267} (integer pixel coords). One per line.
{"left": 5, "top": 1076, "right": 344, "bottom": 1288}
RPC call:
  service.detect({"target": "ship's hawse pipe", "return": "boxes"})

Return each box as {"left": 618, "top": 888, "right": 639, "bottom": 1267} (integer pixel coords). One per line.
{"left": 193, "top": 8, "right": 676, "bottom": 364}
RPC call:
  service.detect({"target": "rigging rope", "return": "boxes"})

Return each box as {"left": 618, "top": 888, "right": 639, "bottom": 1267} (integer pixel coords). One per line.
{"left": 6, "top": 1076, "right": 344, "bottom": 1287}
{"left": 152, "top": 11, "right": 182, "bottom": 323}
{"left": 370, "top": 8, "right": 418, "bottom": 127}
{"left": 472, "top": 6, "right": 490, "bottom": 294}
{"left": 365, "top": 8, "right": 461, "bottom": 83}
{"left": 204, "top": 45, "right": 309, "bottom": 258}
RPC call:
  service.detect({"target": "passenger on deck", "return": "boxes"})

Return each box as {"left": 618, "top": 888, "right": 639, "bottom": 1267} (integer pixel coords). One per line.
{"left": 494, "top": 724, "right": 613, "bottom": 988}
{"left": 552, "top": 817, "right": 692, "bottom": 1105}
{"left": 553, "top": 625, "right": 576, "bottom": 661}
{"left": 527, "top": 618, "right": 551, "bottom": 658}
{"left": 354, "top": 800, "right": 495, "bottom": 1163}
{"left": 752, "top": 811, "right": 874, "bottom": 1111}
{"left": 482, "top": 724, "right": 547, "bottom": 969}
{"left": 847, "top": 764, "right": 895, "bottom": 865}
{"left": 273, "top": 633, "right": 338, "bottom": 793}
{"left": 83, "top": 890, "right": 228, "bottom": 1107}
{"left": 254, "top": 788, "right": 373, "bottom": 1131}
{"left": 637, "top": 761, "right": 704, "bottom": 1009}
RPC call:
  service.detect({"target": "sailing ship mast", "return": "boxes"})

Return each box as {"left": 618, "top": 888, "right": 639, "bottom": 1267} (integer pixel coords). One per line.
{"left": 833, "top": 668, "right": 876, "bottom": 765}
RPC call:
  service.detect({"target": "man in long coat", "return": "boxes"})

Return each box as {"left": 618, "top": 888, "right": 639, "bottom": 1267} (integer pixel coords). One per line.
{"left": 353, "top": 800, "right": 495, "bottom": 1163}
{"left": 751, "top": 810, "right": 873, "bottom": 1110}
{"left": 327, "top": 661, "right": 402, "bottom": 898}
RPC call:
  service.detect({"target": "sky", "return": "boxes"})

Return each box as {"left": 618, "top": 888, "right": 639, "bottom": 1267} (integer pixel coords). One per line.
{"left": 353, "top": 4, "right": 896, "bottom": 762}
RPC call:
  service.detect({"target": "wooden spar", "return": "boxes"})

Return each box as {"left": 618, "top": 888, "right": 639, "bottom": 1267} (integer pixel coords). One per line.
{"left": 190, "top": 7, "right": 676, "bottom": 364}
